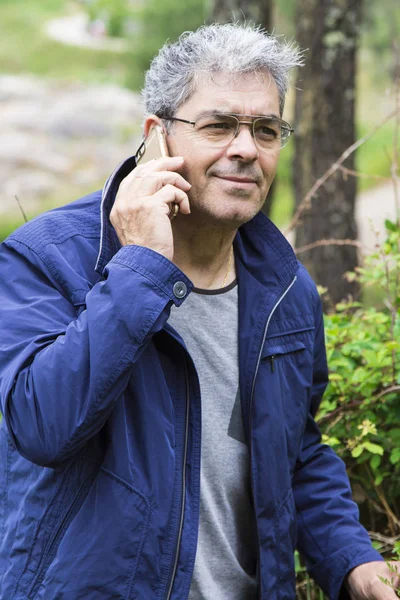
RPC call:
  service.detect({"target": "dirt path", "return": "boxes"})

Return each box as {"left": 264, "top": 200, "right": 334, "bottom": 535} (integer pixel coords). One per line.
{"left": 355, "top": 181, "right": 399, "bottom": 251}
{"left": 45, "top": 14, "right": 128, "bottom": 52}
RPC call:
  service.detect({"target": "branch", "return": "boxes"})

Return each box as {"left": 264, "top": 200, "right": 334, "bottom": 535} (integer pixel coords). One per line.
{"left": 317, "top": 398, "right": 364, "bottom": 424}
{"left": 374, "top": 385, "right": 400, "bottom": 401}
{"left": 367, "top": 468, "right": 400, "bottom": 531}
{"left": 369, "top": 532, "right": 400, "bottom": 545}
{"left": 14, "top": 195, "right": 28, "bottom": 224}
{"left": 285, "top": 107, "right": 400, "bottom": 236}
{"left": 295, "top": 238, "right": 364, "bottom": 255}
{"left": 317, "top": 385, "right": 399, "bottom": 425}
{"left": 338, "top": 166, "right": 391, "bottom": 181}
{"left": 368, "top": 532, "right": 400, "bottom": 554}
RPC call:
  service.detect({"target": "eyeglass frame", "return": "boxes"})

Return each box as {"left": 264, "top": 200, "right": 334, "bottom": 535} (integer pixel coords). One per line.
{"left": 159, "top": 112, "right": 294, "bottom": 149}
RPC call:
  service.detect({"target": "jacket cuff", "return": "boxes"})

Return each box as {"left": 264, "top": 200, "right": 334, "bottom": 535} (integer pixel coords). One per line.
{"left": 108, "top": 245, "right": 193, "bottom": 306}
{"left": 309, "top": 544, "right": 383, "bottom": 600}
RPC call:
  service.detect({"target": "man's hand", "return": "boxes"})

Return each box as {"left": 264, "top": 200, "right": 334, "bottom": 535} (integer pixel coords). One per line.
{"left": 110, "top": 156, "right": 191, "bottom": 261}
{"left": 346, "top": 561, "right": 400, "bottom": 599}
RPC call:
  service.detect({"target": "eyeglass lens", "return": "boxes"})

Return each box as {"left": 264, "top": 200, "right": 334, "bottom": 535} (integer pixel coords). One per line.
{"left": 193, "top": 114, "right": 291, "bottom": 148}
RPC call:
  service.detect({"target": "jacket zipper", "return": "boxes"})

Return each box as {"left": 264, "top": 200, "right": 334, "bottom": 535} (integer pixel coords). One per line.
{"left": 166, "top": 360, "right": 190, "bottom": 600}
{"left": 269, "top": 355, "right": 275, "bottom": 373}
{"left": 248, "top": 275, "right": 297, "bottom": 599}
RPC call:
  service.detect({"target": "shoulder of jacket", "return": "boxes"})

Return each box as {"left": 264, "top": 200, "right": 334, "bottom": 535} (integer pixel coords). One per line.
{"left": 6, "top": 190, "right": 102, "bottom": 256}
{"left": 290, "top": 262, "right": 323, "bottom": 320}
{"left": 295, "top": 262, "right": 319, "bottom": 296}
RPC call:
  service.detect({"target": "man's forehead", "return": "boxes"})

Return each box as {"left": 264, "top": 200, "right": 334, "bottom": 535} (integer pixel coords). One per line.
{"left": 194, "top": 69, "right": 273, "bottom": 92}
{"left": 184, "top": 70, "right": 279, "bottom": 115}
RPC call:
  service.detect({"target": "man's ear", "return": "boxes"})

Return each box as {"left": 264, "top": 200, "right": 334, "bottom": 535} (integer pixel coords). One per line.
{"left": 143, "top": 115, "right": 164, "bottom": 137}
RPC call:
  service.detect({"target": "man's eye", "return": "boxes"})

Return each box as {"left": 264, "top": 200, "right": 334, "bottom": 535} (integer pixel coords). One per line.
{"left": 204, "top": 121, "right": 233, "bottom": 131}
{"left": 257, "top": 126, "right": 278, "bottom": 138}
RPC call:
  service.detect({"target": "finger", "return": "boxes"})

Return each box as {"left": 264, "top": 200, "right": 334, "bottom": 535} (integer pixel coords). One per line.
{"left": 148, "top": 170, "right": 191, "bottom": 192}
{"left": 154, "top": 184, "right": 190, "bottom": 215}
{"left": 135, "top": 156, "right": 185, "bottom": 176}
{"left": 119, "top": 158, "right": 189, "bottom": 195}
{"left": 369, "top": 575, "right": 399, "bottom": 599}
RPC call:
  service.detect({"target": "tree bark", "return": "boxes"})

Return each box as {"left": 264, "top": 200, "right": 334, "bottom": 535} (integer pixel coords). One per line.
{"left": 294, "top": 0, "right": 362, "bottom": 303}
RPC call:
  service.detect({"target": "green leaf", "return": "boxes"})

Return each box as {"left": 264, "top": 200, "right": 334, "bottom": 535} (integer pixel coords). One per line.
{"left": 363, "top": 442, "right": 384, "bottom": 455}
{"left": 370, "top": 455, "right": 381, "bottom": 470}
{"left": 390, "top": 448, "right": 400, "bottom": 465}
{"left": 328, "top": 373, "right": 343, "bottom": 381}
{"left": 351, "top": 446, "right": 364, "bottom": 458}
{"left": 385, "top": 219, "right": 400, "bottom": 232}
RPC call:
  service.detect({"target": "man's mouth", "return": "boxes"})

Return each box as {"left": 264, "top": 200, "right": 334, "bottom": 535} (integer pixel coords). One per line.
{"left": 215, "top": 175, "right": 258, "bottom": 185}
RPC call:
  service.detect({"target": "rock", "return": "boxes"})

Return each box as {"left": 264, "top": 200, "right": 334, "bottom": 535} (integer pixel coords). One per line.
{"left": 2, "top": 171, "right": 59, "bottom": 206}
{"left": 0, "top": 74, "right": 144, "bottom": 221}
{"left": 0, "top": 75, "right": 49, "bottom": 102}
{"left": 0, "top": 133, "right": 72, "bottom": 173}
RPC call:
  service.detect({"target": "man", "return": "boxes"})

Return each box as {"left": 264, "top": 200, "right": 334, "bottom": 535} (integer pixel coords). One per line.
{"left": 0, "top": 23, "right": 398, "bottom": 600}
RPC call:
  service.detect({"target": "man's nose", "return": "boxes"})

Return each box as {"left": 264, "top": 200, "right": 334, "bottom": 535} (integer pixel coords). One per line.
{"left": 225, "top": 124, "right": 259, "bottom": 161}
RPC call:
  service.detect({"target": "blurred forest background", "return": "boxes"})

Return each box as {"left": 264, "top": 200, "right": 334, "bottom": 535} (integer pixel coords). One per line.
{"left": 1, "top": 0, "right": 400, "bottom": 596}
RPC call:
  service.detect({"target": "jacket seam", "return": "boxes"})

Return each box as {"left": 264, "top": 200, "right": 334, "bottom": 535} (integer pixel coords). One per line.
{"left": 11, "top": 465, "right": 74, "bottom": 599}
{"left": 99, "top": 468, "right": 153, "bottom": 600}
{"left": 100, "top": 468, "right": 152, "bottom": 509}
{"left": 10, "top": 232, "right": 100, "bottom": 253}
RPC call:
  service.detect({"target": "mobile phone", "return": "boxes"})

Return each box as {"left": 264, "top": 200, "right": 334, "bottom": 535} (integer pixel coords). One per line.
{"left": 135, "top": 125, "right": 169, "bottom": 165}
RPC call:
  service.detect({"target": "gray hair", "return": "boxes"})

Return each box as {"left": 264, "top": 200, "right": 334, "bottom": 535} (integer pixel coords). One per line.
{"left": 142, "top": 23, "right": 304, "bottom": 118}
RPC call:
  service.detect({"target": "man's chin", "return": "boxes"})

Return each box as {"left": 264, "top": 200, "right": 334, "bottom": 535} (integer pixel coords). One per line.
{"left": 202, "top": 201, "right": 261, "bottom": 227}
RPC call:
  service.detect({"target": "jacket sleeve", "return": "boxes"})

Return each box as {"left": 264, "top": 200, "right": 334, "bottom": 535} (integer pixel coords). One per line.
{"left": 0, "top": 238, "right": 192, "bottom": 468}
{"left": 293, "top": 290, "right": 382, "bottom": 600}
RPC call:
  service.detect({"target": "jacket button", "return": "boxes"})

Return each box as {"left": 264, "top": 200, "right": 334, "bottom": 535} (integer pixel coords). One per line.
{"left": 173, "top": 281, "right": 187, "bottom": 299}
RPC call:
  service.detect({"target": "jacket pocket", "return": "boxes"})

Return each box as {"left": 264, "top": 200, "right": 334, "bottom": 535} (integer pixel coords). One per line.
{"left": 274, "top": 489, "right": 296, "bottom": 599}
{"left": 260, "top": 334, "right": 314, "bottom": 468}
{"left": 261, "top": 340, "right": 307, "bottom": 372}
{"left": 12, "top": 453, "right": 101, "bottom": 600}
{"left": 32, "top": 468, "right": 151, "bottom": 600}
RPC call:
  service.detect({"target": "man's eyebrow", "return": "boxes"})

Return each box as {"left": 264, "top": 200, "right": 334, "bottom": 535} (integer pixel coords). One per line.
{"left": 195, "top": 110, "right": 281, "bottom": 119}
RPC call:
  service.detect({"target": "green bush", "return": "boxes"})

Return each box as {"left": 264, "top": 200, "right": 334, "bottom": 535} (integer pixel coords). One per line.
{"left": 320, "top": 220, "right": 400, "bottom": 539}
{"left": 295, "top": 221, "right": 400, "bottom": 597}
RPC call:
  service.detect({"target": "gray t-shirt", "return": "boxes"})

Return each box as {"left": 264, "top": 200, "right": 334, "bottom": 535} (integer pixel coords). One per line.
{"left": 168, "top": 282, "right": 258, "bottom": 599}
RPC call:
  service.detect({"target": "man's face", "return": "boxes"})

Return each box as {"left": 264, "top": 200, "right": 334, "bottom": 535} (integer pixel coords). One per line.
{"left": 166, "top": 71, "right": 282, "bottom": 227}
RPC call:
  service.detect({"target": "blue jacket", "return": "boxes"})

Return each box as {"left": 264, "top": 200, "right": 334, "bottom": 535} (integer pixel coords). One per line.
{"left": 0, "top": 156, "right": 382, "bottom": 599}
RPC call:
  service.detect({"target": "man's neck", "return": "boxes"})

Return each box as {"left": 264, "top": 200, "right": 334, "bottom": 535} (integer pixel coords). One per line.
{"left": 172, "top": 219, "right": 237, "bottom": 290}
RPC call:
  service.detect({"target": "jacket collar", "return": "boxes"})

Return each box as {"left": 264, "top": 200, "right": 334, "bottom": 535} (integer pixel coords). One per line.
{"left": 95, "top": 155, "right": 137, "bottom": 275}
{"left": 95, "top": 154, "right": 299, "bottom": 287}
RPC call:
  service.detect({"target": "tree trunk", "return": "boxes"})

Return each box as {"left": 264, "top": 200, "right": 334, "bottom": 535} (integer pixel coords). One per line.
{"left": 293, "top": 0, "right": 362, "bottom": 304}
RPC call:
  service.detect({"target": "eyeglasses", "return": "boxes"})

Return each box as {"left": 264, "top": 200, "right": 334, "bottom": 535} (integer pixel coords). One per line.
{"left": 161, "top": 112, "right": 294, "bottom": 149}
